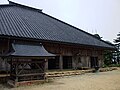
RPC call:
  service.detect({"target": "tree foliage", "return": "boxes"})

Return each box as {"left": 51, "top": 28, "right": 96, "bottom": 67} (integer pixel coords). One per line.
{"left": 114, "top": 32, "right": 120, "bottom": 64}
{"left": 114, "top": 32, "right": 120, "bottom": 43}
{"left": 104, "top": 32, "right": 120, "bottom": 66}
{"left": 104, "top": 50, "right": 113, "bottom": 66}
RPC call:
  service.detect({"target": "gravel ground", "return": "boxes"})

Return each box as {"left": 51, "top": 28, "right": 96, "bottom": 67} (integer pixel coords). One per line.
{"left": 1, "top": 68, "right": 120, "bottom": 90}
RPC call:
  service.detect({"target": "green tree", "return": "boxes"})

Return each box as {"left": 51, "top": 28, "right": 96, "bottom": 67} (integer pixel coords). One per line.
{"left": 104, "top": 50, "right": 113, "bottom": 66}
{"left": 114, "top": 32, "right": 120, "bottom": 64}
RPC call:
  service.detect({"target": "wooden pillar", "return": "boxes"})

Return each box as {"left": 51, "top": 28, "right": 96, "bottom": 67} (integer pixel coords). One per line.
{"left": 86, "top": 56, "right": 90, "bottom": 68}
{"left": 99, "top": 55, "right": 104, "bottom": 67}
{"left": 45, "top": 58, "right": 48, "bottom": 71}
{"left": 0, "top": 58, "right": 1, "bottom": 71}
{"left": 81, "top": 56, "right": 84, "bottom": 67}
{"left": 15, "top": 62, "right": 18, "bottom": 83}
{"left": 10, "top": 58, "right": 12, "bottom": 76}
{"left": 72, "top": 56, "right": 76, "bottom": 69}
{"left": 59, "top": 55, "right": 63, "bottom": 70}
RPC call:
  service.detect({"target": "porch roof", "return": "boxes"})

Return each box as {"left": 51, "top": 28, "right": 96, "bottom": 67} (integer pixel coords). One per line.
{"left": 10, "top": 43, "right": 55, "bottom": 57}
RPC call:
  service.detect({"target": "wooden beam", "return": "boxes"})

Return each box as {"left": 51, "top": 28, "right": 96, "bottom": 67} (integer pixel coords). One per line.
{"left": 12, "top": 61, "right": 44, "bottom": 64}
{"left": 17, "top": 64, "right": 28, "bottom": 75}
{"left": 11, "top": 73, "right": 45, "bottom": 77}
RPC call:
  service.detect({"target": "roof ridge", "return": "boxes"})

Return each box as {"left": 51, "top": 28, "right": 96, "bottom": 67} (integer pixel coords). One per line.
{"left": 8, "top": 1, "right": 42, "bottom": 12}
{"left": 0, "top": 4, "right": 14, "bottom": 7}
{"left": 40, "top": 12, "right": 115, "bottom": 47}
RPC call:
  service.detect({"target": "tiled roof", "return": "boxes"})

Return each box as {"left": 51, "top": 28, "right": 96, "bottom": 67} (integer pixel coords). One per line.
{"left": 10, "top": 43, "right": 55, "bottom": 57}
{"left": 0, "top": 2, "right": 115, "bottom": 49}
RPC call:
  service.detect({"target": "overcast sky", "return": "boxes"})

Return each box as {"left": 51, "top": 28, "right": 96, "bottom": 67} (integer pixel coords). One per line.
{"left": 0, "top": 0, "right": 120, "bottom": 43}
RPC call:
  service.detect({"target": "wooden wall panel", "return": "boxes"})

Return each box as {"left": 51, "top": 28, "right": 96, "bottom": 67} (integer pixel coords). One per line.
{"left": 0, "top": 39, "right": 106, "bottom": 69}
{"left": 0, "top": 39, "right": 9, "bottom": 55}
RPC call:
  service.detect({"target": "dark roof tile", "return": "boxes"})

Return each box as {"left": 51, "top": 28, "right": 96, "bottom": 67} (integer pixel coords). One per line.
{"left": 0, "top": 4, "right": 115, "bottom": 49}
{"left": 10, "top": 43, "right": 55, "bottom": 57}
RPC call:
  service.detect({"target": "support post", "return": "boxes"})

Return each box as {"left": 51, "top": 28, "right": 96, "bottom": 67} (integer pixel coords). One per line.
{"left": 45, "top": 59, "right": 48, "bottom": 71}
{"left": 72, "top": 56, "right": 76, "bottom": 70}
{"left": 10, "top": 57, "right": 12, "bottom": 76}
{"left": 59, "top": 55, "right": 63, "bottom": 70}
{"left": 15, "top": 62, "right": 18, "bottom": 83}
{"left": 5, "top": 58, "right": 9, "bottom": 81}
{"left": 86, "top": 56, "right": 90, "bottom": 68}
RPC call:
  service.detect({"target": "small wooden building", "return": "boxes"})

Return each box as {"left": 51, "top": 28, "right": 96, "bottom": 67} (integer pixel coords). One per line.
{"left": 0, "top": 1, "right": 115, "bottom": 86}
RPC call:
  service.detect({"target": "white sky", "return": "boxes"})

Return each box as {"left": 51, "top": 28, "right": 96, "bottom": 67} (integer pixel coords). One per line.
{"left": 0, "top": 0, "right": 120, "bottom": 43}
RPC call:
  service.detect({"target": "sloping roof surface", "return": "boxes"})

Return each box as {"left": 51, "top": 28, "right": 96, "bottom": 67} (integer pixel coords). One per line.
{"left": 10, "top": 43, "right": 55, "bottom": 57}
{"left": 0, "top": 2, "right": 115, "bottom": 49}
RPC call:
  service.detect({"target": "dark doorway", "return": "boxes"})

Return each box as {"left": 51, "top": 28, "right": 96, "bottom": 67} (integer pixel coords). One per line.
{"left": 48, "top": 56, "right": 59, "bottom": 70}
{"left": 90, "top": 57, "right": 98, "bottom": 68}
{"left": 63, "top": 56, "right": 72, "bottom": 69}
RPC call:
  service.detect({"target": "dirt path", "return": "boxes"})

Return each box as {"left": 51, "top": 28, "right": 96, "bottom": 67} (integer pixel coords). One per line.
{"left": 1, "top": 69, "right": 120, "bottom": 90}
